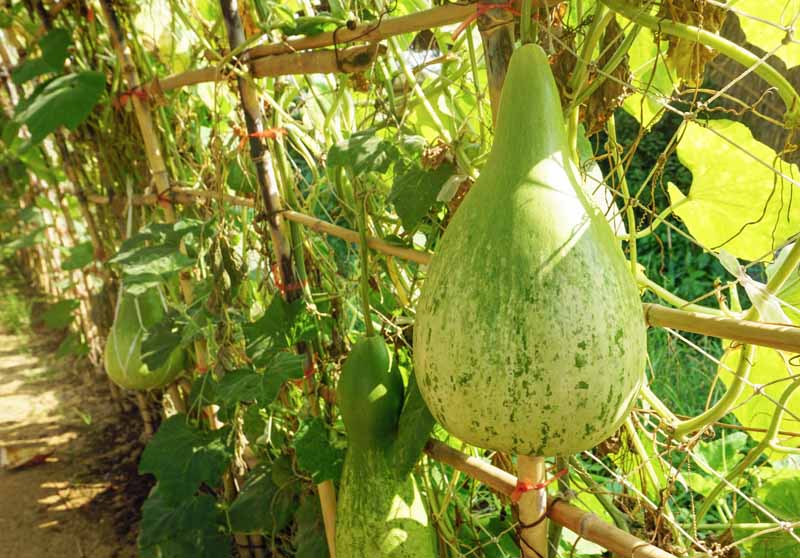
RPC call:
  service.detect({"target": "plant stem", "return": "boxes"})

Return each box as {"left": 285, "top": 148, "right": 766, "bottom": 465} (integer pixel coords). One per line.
{"left": 606, "top": 114, "right": 638, "bottom": 274}
{"left": 355, "top": 183, "right": 375, "bottom": 338}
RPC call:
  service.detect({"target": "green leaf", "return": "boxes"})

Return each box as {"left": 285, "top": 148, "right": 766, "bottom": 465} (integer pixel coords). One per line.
{"left": 390, "top": 162, "right": 454, "bottom": 230}
{"left": 621, "top": 27, "right": 677, "bottom": 126}
{"left": 293, "top": 495, "right": 330, "bottom": 558}
{"left": 261, "top": 352, "right": 306, "bottom": 404}
{"left": 243, "top": 297, "right": 315, "bottom": 366}
{"left": 684, "top": 432, "right": 748, "bottom": 496}
{"left": 242, "top": 405, "right": 267, "bottom": 446}
{"left": 139, "top": 488, "right": 223, "bottom": 550}
{"left": 215, "top": 368, "right": 263, "bottom": 406}
{"left": 731, "top": 0, "right": 800, "bottom": 68}
{"left": 228, "top": 464, "right": 298, "bottom": 534}
{"left": 734, "top": 468, "right": 800, "bottom": 558}
{"left": 61, "top": 241, "right": 94, "bottom": 271}
{"left": 12, "top": 28, "right": 71, "bottom": 85}
{"left": 42, "top": 299, "right": 80, "bottom": 329}
{"left": 718, "top": 346, "right": 800, "bottom": 454}
{"left": 669, "top": 119, "right": 800, "bottom": 261}
{"left": 139, "top": 415, "right": 233, "bottom": 501}
{"left": 14, "top": 72, "right": 105, "bottom": 147}
{"left": 327, "top": 130, "right": 400, "bottom": 174}
{"left": 292, "top": 417, "right": 345, "bottom": 484}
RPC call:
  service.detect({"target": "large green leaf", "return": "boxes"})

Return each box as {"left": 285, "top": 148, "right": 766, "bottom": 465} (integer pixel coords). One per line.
{"left": 621, "top": 27, "right": 677, "bottom": 126}
{"left": 390, "top": 161, "right": 454, "bottom": 231}
{"left": 718, "top": 346, "right": 800, "bottom": 453}
{"left": 227, "top": 463, "right": 298, "bottom": 534}
{"left": 327, "top": 130, "right": 400, "bottom": 174}
{"left": 730, "top": 1, "right": 800, "bottom": 69}
{"left": 14, "top": 72, "right": 105, "bottom": 147}
{"left": 292, "top": 417, "right": 345, "bottom": 484}
{"left": 668, "top": 119, "right": 800, "bottom": 261}
{"left": 42, "top": 299, "right": 80, "bottom": 329}
{"left": 733, "top": 468, "right": 800, "bottom": 557}
{"left": 139, "top": 415, "right": 233, "bottom": 501}
{"left": 138, "top": 488, "right": 227, "bottom": 557}
{"left": 61, "top": 241, "right": 94, "bottom": 271}
{"left": 12, "top": 28, "right": 71, "bottom": 85}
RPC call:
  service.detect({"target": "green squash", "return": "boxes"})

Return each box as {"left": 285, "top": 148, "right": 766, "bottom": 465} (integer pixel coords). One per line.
{"left": 335, "top": 337, "right": 437, "bottom": 557}
{"left": 104, "top": 288, "right": 185, "bottom": 391}
{"left": 413, "top": 44, "right": 647, "bottom": 457}
{"left": 337, "top": 336, "right": 404, "bottom": 449}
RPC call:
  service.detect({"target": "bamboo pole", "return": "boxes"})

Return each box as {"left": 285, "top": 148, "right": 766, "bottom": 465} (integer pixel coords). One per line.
{"left": 218, "top": 1, "right": 337, "bottom": 555}
{"left": 147, "top": 44, "right": 384, "bottom": 93}
{"left": 477, "top": 0, "right": 517, "bottom": 124}
{"left": 425, "top": 440, "right": 677, "bottom": 558}
{"left": 518, "top": 455, "right": 548, "bottom": 558}
{"left": 644, "top": 303, "right": 800, "bottom": 354}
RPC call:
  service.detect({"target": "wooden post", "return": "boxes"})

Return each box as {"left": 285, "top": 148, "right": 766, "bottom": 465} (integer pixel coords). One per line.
{"left": 477, "top": 0, "right": 517, "bottom": 124}
{"left": 517, "top": 455, "right": 548, "bottom": 558}
{"left": 218, "top": 1, "right": 338, "bottom": 555}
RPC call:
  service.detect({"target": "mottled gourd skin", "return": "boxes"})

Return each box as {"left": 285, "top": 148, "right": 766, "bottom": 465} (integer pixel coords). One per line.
{"left": 104, "top": 289, "right": 184, "bottom": 391}
{"left": 413, "top": 45, "right": 647, "bottom": 457}
{"left": 336, "top": 446, "right": 437, "bottom": 558}
{"left": 335, "top": 336, "right": 437, "bottom": 557}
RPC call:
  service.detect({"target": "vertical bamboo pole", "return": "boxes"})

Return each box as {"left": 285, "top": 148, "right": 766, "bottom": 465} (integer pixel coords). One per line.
{"left": 217, "top": 2, "right": 337, "bottom": 555}
{"left": 518, "top": 455, "right": 548, "bottom": 558}
{"left": 477, "top": 0, "right": 517, "bottom": 124}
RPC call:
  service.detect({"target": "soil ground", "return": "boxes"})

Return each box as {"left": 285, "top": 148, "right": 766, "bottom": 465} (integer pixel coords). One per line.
{"left": 0, "top": 324, "right": 151, "bottom": 557}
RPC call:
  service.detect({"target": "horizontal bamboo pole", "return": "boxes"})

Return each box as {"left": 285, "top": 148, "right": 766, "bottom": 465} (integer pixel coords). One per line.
{"left": 644, "top": 303, "right": 800, "bottom": 354}
{"left": 247, "top": 3, "right": 474, "bottom": 59}
{"left": 79, "top": 187, "right": 800, "bottom": 353}
{"left": 424, "top": 440, "right": 676, "bottom": 558}
{"left": 145, "top": 44, "right": 382, "bottom": 94}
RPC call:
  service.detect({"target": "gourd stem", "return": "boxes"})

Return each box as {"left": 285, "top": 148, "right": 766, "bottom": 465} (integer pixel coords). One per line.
{"left": 695, "top": 377, "right": 800, "bottom": 520}
{"left": 520, "top": 0, "right": 535, "bottom": 45}
{"left": 641, "top": 385, "right": 679, "bottom": 424}
{"left": 673, "top": 241, "right": 800, "bottom": 437}
{"left": 517, "top": 455, "right": 548, "bottom": 558}
{"left": 600, "top": 0, "right": 800, "bottom": 124}
{"left": 565, "top": 5, "right": 612, "bottom": 158}
{"left": 636, "top": 269, "right": 726, "bottom": 316}
{"left": 355, "top": 182, "right": 375, "bottom": 338}
{"left": 606, "top": 114, "right": 638, "bottom": 274}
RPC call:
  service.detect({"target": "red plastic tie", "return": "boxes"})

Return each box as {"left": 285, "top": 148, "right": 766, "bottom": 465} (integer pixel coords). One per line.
{"left": 270, "top": 262, "right": 308, "bottom": 295}
{"left": 87, "top": 7, "right": 95, "bottom": 23}
{"left": 238, "top": 127, "right": 287, "bottom": 150}
{"left": 510, "top": 467, "right": 568, "bottom": 503}
{"left": 196, "top": 365, "right": 209, "bottom": 375}
{"left": 291, "top": 356, "right": 317, "bottom": 386}
{"left": 114, "top": 87, "right": 148, "bottom": 109}
{"left": 451, "top": 2, "right": 521, "bottom": 40}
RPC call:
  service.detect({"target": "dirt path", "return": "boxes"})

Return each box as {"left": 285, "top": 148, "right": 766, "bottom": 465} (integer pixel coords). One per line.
{"left": 0, "top": 329, "right": 141, "bottom": 558}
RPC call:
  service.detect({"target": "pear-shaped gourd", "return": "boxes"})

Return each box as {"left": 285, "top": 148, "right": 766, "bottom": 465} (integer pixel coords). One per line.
{"left": 336, "top": 337, "right": 437, "bottom": 557}
{"left": 413, "top": 45, "right": 647, "bottom": 457}
{"left": 104, "top": 288, "right": 185, "bottom": 391}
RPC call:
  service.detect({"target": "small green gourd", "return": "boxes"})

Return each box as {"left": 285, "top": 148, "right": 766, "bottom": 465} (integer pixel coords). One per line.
{"left": 335, "top": 336, "right": 437, "bottom": 557}
{"left": 413, "top": 44, "right": 647, "bottom": 457}
{"left": 104, "top": 288, "right": 185, "bottom": 391}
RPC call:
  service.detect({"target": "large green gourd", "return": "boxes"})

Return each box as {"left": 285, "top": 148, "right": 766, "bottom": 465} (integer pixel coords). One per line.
{"left": 413, "top": 44, "right": 647, "bottom": 457}
{"left": 104, "top": 288, "right": 185, "bottom": 391}
{"left": 336, "top": 337, "right": 437, "bottom": 557}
